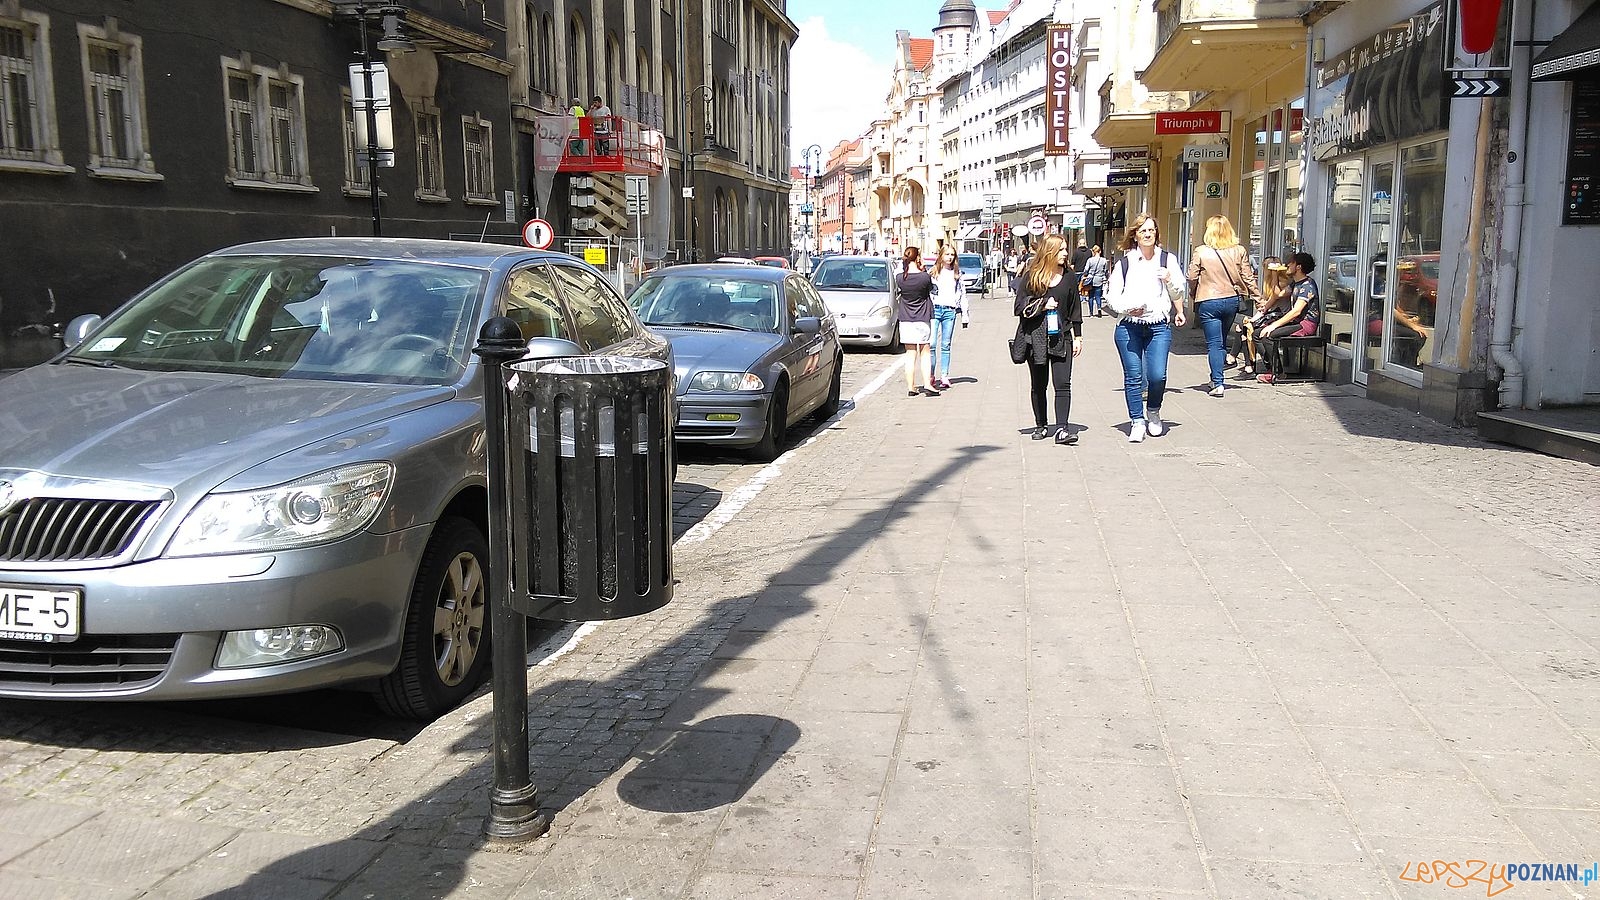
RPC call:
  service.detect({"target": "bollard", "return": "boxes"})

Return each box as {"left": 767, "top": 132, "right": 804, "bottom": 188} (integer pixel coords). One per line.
{"left": 474, "top": 316, "right": 550, "bottom": 843}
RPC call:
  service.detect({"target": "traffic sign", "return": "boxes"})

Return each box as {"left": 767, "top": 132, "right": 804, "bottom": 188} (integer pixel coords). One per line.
{"left": 625, "top": 175, "right": 650, "bottom": 216}
{"left": 522, "top": 217, "right": 554, "bottom": 250}
{"left": 1451, "top": 76, "right": 1508, "bottom": 98}
{"left": 1027, "top": 214, "right": 1047, "bottom": 236}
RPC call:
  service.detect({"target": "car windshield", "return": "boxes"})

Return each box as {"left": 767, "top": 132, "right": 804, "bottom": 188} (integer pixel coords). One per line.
{"left": 958, "top": 254, "right": 983, "bottom": 272}
{"left": 812, "top": 259, "right": 891, "bottom": 291}
{"left": 629, "top": 275, "right": 781, "bottom": 332}
{"left": 755, "top": 259, "right": 785, "bottom": 268}
{"left": 61, "top": 255, "right": 485, "bottom": 385}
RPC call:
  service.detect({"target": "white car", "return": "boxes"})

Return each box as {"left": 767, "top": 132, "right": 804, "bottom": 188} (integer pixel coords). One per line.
{"left": 715, "top": 257, "right": 759, "bottom": 265}
{"left": 810, "top": 255, "right": 898, "bottom": 350}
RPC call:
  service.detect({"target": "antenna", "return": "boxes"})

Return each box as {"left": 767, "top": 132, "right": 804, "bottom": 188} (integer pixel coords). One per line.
{"left": 479, "top": 210, "right": 492, "bottom": 242}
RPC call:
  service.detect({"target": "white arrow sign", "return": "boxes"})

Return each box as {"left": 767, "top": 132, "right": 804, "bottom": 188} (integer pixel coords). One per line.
{"left": 1451, "top": 77, "right": 1508, "bottom": 98}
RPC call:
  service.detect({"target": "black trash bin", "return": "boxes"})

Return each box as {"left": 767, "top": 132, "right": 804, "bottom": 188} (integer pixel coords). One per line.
{"left": 503, "top": 355, "right": 674, "bottom": 621}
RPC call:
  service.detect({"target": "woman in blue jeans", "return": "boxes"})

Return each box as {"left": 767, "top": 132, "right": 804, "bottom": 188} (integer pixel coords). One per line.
{"left": 928, "top": 244, "right": 968, "bottom": 389}
{"left": 1185, "top": 215, "right": 1260, "bottom": 397}
{"left": 1103, "top": 215, "right": 1187, "bottom": 443}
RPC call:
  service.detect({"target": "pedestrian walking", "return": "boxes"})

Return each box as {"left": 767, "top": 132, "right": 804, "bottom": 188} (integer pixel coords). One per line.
{"left": 1012, "top": 234, "right": 1083, "bottom": 444}
{"left": 1104, "top": 214, "right": 1187, "bottom": 442}
{"left": 928, "top": 244, "right": 968, "bottom": 390}
{"left": 1005, "top": 250, "right": 1022, "bottom": 295}
{"left": 1070, "top": 239, "right": 1091, "bottom": 274}
{"left": 1255, "top": 252, "right": 1322, "bottom": 384}
{"left": 1082, "top": 245, "right": 1110, "bottom": 317}
{"left": 1186, "top": 215, "right": 1261, "bottom": 397}
{"left": 895, "top": 247, "right": 938, "bottom": 397}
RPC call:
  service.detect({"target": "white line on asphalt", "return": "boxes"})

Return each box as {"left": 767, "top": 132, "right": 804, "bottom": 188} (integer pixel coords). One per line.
{"left": 677, "top": 353, "right": 903, "bottom": 546}
{"left": 530, "top": 354, "right": 902, "bottom": 667}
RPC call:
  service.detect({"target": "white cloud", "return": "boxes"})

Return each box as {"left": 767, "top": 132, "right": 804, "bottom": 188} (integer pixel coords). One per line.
{"left": 789, "top": 18, "right": 890, "bottom": 166}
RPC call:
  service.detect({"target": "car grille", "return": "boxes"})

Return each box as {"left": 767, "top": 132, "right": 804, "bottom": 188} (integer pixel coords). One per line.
{"left": 0, "top": 498, "right": 160, "bottom": 563}
{"left": 0, "top": 634, "right": 178, "bottom": 689}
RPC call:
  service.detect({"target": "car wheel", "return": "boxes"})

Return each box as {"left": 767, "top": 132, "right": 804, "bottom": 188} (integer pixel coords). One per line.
{"left": 376, "top": 516, "right": 491, "bottom": 720}
{"left": 818, "top": 357, "right": 843, "bottom": 418}
{"left": 887, "top": 325, "right": 903, "bottom": 355}
{"left": 750, "top": 383, "right": 788, "bottom": 462}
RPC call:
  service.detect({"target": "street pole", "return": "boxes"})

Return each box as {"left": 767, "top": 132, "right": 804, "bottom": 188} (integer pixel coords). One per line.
{"left": 356, "top": 3, "right": 382, "bottom": 236}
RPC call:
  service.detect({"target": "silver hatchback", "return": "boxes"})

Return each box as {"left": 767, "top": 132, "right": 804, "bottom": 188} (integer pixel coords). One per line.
{"left": 809, "top": 255, "right": 899, "bottom": 349}
{"left": 0, "top": 238, "right": 669, "bottom": 719}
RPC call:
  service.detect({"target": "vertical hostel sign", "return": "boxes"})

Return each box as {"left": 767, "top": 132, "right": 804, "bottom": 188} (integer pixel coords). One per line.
{"left": 1045, "top": 25, "right": 1070, "bottom": 157}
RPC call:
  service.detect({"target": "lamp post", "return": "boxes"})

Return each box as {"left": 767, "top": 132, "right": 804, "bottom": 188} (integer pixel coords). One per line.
{"left": 337, "top": 2, "right": 413, "bottom": 236}
{"left": 801, "top": 143, "right": 822, "bottom": 266}
{"left": 681, "top": 84, "right": 714, "bottom": 261}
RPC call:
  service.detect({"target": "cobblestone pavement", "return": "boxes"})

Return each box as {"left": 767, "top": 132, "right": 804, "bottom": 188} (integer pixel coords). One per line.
{"left": 1, "top": 299, "right": 1597, "bottom": 898}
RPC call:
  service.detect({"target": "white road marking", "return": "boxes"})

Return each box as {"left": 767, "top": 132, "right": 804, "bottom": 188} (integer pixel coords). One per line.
{"left": 531, "top": 354, "right": 902, "bottom": 667}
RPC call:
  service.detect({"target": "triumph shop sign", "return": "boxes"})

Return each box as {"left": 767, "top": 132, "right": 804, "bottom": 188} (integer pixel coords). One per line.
{"left": 1154, "top": 111, "right": 1228, "bottom": 135}
{"left": 1045, "top": 25, "right": 1070, "bottom": 157}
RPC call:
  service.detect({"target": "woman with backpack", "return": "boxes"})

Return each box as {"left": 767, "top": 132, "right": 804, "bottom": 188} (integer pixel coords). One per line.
{"left": 1186, "top": 215, "right": 1260, "bottom": 397}
{"left": 1103, "top": 214, "right": 1187, "bottom": 443}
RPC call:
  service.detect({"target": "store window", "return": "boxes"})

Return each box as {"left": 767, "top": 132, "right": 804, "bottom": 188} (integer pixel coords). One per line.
{"left": 1323, "top": 159, "right": 1362, "bottom": 356}
{"left": 1388, "top": 139, "right": 1445, "bottom": 371}
{"left": 1239, "top": 99, "right": 1304, "bottom": 268}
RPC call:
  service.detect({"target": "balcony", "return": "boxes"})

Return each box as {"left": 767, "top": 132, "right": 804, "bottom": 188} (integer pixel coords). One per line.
{"left": 1142, "top": 0, "right": 1316, "bottom": 91}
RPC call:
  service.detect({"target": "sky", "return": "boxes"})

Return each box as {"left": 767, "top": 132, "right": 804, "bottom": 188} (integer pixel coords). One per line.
{"left": 787, "top": 0, "right": 911, "bottom": 166}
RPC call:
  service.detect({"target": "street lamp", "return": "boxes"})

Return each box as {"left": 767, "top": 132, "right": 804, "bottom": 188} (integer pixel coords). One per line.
{"left": 680, "top": 83, "right": 714, "bottom": 261}
{"left": 336, "top": 2, "right": 414, "bottom": 236}
{"left": 801, "top": 143, "right": 822, "bottom": 267}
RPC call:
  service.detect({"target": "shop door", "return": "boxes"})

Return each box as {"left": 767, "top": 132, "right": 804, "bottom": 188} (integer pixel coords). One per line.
{"left": 1356, "top": 155, "right": 1396, "bottom": 384}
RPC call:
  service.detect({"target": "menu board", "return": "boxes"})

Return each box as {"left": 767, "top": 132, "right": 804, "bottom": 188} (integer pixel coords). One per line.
{"left": 1565, "top": 81, "right": 1600, "bottom": 226}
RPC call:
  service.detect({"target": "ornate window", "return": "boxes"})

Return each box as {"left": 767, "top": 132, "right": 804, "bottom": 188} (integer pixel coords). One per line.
{"left": 221, "top": 56, "right": 312, "bottom": 191}
{"left": 0, "top": 9, "right": 68, "bottom": 173}
{"left": 462, "top": 114, "right": 494, "bottom": 203}
{"left": 78, "top": 21, "right": 156, "bottom": 178}
{"left": 415, "top": 104, "right": 447, "bottom": 201}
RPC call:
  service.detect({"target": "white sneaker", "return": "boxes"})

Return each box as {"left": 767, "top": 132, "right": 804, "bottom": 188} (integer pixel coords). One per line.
{"left": 1209, "top": 385, "right": 1225, "bottom": 398}
{"left": 1128, "top": 419, "right": 1147, "bottom": 443}
{"left": 1146, "top": 410, "right": 1165, "bottom": 437}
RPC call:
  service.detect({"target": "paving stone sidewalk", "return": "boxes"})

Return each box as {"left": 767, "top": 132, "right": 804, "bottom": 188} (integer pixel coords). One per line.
{"left": 1, "top": 302, "right": 1597, "bottom": 898}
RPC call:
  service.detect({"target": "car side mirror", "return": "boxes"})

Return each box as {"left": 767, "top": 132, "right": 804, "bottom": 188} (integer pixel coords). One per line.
{"left": 522, "top": 336, "right": 586, "bottom": 359}
{"left": 62, "top": 314, "right": 102, "bottom": 349}
{"left": 793, "top": 316, "right": 821, "bottom": 335}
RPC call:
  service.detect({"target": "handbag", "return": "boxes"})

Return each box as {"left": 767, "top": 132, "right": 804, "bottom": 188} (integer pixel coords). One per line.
{"left": 1008, "top": 334, "right": 1029, "bottom": 364}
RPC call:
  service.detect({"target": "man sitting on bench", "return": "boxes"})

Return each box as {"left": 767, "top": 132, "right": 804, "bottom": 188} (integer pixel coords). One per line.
{"left": 1256, "top": 251, "right": 1321, "bottom": 385}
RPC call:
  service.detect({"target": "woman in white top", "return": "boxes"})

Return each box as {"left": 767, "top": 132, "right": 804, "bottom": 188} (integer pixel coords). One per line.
{"left": 928, "top": 244, "right": 968, "bottom": 390}
{"left": 1103, "top": 214, "right": 1188, "bottom": 443}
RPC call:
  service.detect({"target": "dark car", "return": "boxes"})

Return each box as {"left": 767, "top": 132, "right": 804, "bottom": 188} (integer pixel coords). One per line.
{"left": 628, "top": 264, "right": 843, "bottom": 460}
{"left": 0, "top": 238, "right": 669, "bottom": 719}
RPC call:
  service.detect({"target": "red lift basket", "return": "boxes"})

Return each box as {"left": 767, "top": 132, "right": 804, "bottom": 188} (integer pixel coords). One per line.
{"left": 537, "top": 115, "right": 665, "bottom": 175}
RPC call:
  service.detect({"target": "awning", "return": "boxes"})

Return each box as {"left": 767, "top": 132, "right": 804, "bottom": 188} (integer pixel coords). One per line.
{"left": 1533, "top": 0, "right": 1600, "bottom": 80}
{"left": 955, "top": 223, "right": 986, "bottom": 240}
{"left": 1091, "top": 113, "right": 1156, "bottom": 150}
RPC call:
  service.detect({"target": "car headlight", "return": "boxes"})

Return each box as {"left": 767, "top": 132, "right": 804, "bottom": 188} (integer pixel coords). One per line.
{"left": 688, "top": 371, "right": 765, "bottom": 392}
{"left": 168, "top": 462, "right": 394, "bottom": 556}
{"left": 867, "top": 303, "right": 892, "bottom": 321}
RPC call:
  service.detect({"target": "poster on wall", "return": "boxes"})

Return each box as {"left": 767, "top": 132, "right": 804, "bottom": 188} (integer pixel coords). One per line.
{"left": 1564, "top": 81, "right": 1600, "bottom": 226}
{"left": 1310, "top": 3, "right": 1450, "bottom": 161}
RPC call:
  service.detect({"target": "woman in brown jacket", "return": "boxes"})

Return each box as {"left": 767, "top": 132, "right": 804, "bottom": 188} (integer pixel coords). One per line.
{"left": 1186, "top": 215, "right": 1260, "bottom": 397}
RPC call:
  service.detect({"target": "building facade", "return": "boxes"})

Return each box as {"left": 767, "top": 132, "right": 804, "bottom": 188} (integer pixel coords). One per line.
{"left": 0, "top": 0, "right": 514, "bottom": 367}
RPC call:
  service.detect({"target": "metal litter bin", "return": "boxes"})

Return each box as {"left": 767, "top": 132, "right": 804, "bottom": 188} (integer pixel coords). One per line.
{"left": 503, "top": 355, "right": 674, "bottom": 621}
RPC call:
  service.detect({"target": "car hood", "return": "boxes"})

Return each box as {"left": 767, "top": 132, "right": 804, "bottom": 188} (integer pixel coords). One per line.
{"left": 0, "top": 364, "right": 455, "bottom": 494}
{"left": 815, "top": 289, "right": 893, "bottom": 315}
{"left": 651, "top": 328, "right": 783, "bottom": 389}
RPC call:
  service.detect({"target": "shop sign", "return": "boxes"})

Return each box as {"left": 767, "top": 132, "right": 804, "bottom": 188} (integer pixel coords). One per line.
{"left": 1110, "top": 147, "right": 1150, "bottom": 169}
{"left": 1063, "top": 211, "right": 1086, "bottom": 229}
{"left": 1564, "top": 81, "right": 1600, "bottom": 225}
{"left": 1107, "top": 170, "right": 1150, "bottom": 187}
{"left": 1155, "top": 111, "right": 1228, "bottom": 135}
{"left": 1311, "top": 3, "right": 1448, "bottom": 161}
{"left": 1180, "top": 143, "right": 1230, "bottom": 163}
{"left": 1045, "top": 25, "right": 1071, "bottom": 157}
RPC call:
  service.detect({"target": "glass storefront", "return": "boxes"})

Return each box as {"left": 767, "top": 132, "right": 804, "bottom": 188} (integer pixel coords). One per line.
{"left": 1389, "top": 141, "right": 1445, "bottom": 370}
{"left": 1241, "top": 100, "right": 1306, "bottom": 269}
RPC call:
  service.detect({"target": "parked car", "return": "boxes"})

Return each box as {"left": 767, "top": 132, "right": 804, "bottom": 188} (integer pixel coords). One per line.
{"left": 809, "top": 255, "right": 899, "bottom": 350}
{"left": 715, "top": 256, "right": 759, "bottom": 265}
{"left": 0, "top": 238, "right": 669, "bottom": 720}
{"left": 957, "top": 253, "right": 985, "bottom": 292}
{"left": 752, "top": 256, "right": 791, "bottom": 269}
{"left": 628, "top": 264, "right": 842, "bottom": 460}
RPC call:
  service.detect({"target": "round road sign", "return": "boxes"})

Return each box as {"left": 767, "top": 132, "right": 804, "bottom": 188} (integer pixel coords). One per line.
{"left": 1027, "top": 213, "right": 1047, "bottom": 236}
{"left": 522, "top": 218, "right": 554, "bottom": 250}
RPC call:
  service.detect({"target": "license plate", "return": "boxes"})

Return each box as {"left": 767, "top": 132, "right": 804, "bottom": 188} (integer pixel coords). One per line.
{"left": 0, "top": 585, "right": 81, "bottom": 643}
{"left": 837, "top": 321, "right": 859, "bottom": 336}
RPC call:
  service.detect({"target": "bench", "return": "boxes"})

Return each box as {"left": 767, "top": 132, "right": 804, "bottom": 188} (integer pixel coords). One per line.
{"left": 1268, "top": 323, "right": 1331, "bottom": 383}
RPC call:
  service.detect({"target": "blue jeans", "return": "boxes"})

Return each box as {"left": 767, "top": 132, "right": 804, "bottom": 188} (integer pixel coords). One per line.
{"left": 1087, "top": 285, "right": 1104, "bottom": 315}
{"left": 1113, "top": 319, "right": 1173, "bottom": 421}
{"left": 931, "top": 305, "right": 959, "bottom": 380}
{"left": 1195, "top": 296, "right": 1239, "bottom": 387}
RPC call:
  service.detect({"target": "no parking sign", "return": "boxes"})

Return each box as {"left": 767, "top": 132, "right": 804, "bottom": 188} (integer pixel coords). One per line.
{"left": 521, "top": 218, "right": 554, "bottom": 250}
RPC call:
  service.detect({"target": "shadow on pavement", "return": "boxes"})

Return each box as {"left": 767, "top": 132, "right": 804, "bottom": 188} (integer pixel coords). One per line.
{"left": 217, "top": 442, "right": 1001, "bottom": 897}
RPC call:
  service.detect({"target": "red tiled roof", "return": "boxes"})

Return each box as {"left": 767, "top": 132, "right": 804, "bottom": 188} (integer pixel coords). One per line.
{"left": 908, "top": 37, "right": 934, "bottom": 70}
{"left": 986, "top": 9, "right": 1008, "bottom": 25}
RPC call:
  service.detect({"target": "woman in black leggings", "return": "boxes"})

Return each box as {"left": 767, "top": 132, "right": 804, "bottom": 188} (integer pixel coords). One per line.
{"left": 1013, "top": 234, "right": 1084, "bottom": 444}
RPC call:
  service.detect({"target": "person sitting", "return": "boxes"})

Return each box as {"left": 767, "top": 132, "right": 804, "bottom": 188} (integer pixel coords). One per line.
{"left": 1235, "top": 256, "right": 1289, "bottom": 377}
{"left": 1256, "top": 252, "right": 1322, "bottom": 384}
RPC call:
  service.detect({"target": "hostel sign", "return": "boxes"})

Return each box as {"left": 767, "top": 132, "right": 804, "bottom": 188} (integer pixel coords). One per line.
{"left": 1045, "top": 25, "right": 1071, "bottom": 157}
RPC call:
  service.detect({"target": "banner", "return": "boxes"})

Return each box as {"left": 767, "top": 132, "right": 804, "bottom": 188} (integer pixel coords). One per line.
{"left": 1045, "top": 25, "right": 1070, "bottom": 157}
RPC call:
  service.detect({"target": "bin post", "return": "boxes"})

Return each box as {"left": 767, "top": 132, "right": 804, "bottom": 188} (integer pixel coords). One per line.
{"left": 473, "top": 317, "right": 550, "bottom": 843}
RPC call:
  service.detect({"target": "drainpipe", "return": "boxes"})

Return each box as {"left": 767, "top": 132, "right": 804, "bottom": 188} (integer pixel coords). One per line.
{"left": 1488, "top": 0, "right": 1534, "bottom": 408}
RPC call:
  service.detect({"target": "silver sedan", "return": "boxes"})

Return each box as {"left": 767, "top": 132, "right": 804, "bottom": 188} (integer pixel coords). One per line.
{"left": 809, "top": 255, "right": 900, "bottom": 350}
{"left": 0, "top": 238, "right": 669, "bottom": 719}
